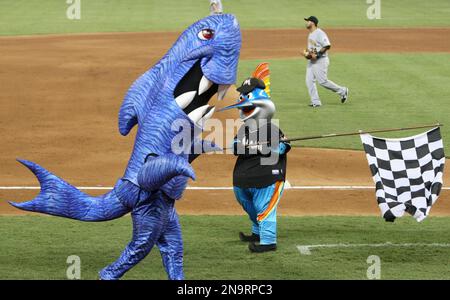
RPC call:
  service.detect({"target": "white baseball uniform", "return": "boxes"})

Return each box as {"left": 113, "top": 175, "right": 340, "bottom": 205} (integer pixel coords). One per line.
{"left": 305, "top": 28, "right": 346, "bottom": 106}
{"left": 210, "top": 0, "right": 223, "bottom": 15}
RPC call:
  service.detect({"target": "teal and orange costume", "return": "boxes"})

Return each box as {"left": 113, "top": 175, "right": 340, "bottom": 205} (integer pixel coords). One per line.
{"left": 220, "top": 63, "right": 290, "bottom": 252}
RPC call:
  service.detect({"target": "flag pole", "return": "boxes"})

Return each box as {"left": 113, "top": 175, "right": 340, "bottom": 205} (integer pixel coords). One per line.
{"left": 220, "top": 123, "right": 442, "bottom": 151}
{"left": 282, "top": 123, "right": 443, "bottom": 143}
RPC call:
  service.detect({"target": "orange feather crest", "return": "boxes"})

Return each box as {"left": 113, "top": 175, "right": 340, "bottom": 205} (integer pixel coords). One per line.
{"left": 252, "top": 62, "right": 271, "bottom": 97}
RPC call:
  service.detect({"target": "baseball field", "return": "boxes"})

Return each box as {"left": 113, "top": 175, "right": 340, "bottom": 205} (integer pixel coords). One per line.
{"left": 1, "top": 0, "right": 450, "bottom": 279}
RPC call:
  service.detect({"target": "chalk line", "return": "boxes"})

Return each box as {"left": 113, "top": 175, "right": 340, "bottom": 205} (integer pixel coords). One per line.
{"left": 0, "top": 186, "right": 449, "bottom": 191}
{"left": 297, "top": 242, "right": 450, "bottom": 255}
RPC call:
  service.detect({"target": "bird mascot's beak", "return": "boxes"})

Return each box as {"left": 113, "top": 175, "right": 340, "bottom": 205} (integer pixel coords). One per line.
{"left": 218, "top": 95, "right": 253, "bottom": 112}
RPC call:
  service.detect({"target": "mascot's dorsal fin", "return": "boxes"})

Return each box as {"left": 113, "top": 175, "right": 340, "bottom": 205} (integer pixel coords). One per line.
{"left": 252, "top": 62, "right": 270, "bottom": 97}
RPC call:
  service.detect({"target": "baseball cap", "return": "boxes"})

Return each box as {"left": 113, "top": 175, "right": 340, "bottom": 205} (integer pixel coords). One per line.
{"left": 304, "top": 16, "right": 319, "bottom": 25}
{"left": 236, "top": 77, "right": 266, "bottom": 94}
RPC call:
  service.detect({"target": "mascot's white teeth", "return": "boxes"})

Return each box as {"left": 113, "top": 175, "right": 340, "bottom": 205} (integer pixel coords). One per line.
{"left": 188, "top": 104, "right": 213, "bottom": 125}
{"left": 175, "top": 91, "right": 196, "bottom": 109}
{"left": 198, "top": 76, "right": 213, "bottom": 95}
{"left": 217, "top": 84, "right": 231, "bottom": 101}
{"left": 197, "top": 106, "right": 216, "bottom": 127}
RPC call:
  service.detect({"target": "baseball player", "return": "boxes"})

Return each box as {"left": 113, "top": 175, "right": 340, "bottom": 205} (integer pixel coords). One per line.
{"left": 303, "top": 16, "right": 348, "bottom": 107}
{"left": 219, "top": 63, "right": 291, "bottom": 253}
{"left": 210, "top": 0, "right": 223, "bottom": 15}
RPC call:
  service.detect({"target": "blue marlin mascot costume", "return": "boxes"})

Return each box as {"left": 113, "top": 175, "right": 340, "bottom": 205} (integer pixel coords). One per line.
{"left": 220, "top": 63, "right": 290, "bottom": 253}
{"left": 8, "top": 14, "right": 241, "bottom": 279}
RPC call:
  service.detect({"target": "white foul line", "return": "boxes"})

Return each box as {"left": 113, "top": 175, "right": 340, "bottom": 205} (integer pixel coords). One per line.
{"left": 0, "top": 186, "right": 114, "bottom": 190}
{"left": 297, "top": 242, "right": 450, "bottom": 255}
{"left": 0, "top": 186, "right": 449, "bottom": 191}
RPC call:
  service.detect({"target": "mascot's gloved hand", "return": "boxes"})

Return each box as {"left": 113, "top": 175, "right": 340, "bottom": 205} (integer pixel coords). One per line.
{"left": 276, "top": 142, "right": 291, "bottom": 155}
{"left": 189, "top": 139, "right": 222, "bottom": 163}
{"left": 267, "top": 141, "right": 291, "bottom": 155}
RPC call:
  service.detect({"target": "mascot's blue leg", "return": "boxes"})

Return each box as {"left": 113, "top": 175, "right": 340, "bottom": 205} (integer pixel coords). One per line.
{"left": 253, "top": 181, "right": 285, "bottom": 245}
{"left": 157, "top": 209, "right": 184, "bottom": 280}
{"left": 233, "top": 186, "right": 260, "bottom": 236}
{"left": 99, "top": 191, "right": 182, "bottom": 280}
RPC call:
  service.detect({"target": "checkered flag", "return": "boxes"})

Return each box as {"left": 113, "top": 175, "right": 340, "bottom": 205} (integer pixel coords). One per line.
{"left": 360, "top": 127, "right": 445, "bottom": 222}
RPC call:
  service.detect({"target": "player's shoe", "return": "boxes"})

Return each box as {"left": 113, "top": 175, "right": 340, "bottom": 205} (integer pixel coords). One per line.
{"left": 308, "top": 103, "right": 321, "bottom": 108}
{"left": 249, "top": 242, "right": 277, "bottom": 253}
{"left": 341, "top": 87, "right": 349, "bottom": 104}
{"left": 239, "top": 232, "right": 260, "bottom": 242}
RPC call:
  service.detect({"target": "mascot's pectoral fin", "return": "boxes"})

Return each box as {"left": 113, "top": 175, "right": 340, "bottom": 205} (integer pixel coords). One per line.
{"left": 118, "top": 66, "right": 160, "bottom": 136}
{"left": 137, "top": 154, "right": 195, "bottom": 192}
{"left": 118, "top": 101, "right": 138, "bottom": 136}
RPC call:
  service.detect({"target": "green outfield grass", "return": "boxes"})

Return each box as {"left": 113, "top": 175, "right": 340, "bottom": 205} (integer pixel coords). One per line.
{"left": 0, "top": 215, "right": 449, "bottom": 279}
{"left": 1, "top": 0, "right": 450, "bottom": 35}
{"left": 236, "top": 54, "right": 450, "bottom": 151}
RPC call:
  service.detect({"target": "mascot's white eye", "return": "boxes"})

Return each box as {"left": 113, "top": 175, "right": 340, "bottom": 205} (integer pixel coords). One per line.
{"left": 239, "top": 94, "right": 248, "bottom": 102}
{"left": 198, "top": 29, "right": 215, "bottom": 40}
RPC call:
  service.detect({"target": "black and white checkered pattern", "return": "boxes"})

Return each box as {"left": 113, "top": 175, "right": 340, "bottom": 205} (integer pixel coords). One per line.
{"left": 360, "top": 127, "right": 445, "bottom": 222}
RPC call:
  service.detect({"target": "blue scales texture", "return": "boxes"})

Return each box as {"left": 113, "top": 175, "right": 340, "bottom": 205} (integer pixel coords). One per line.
{"left": 8, "top": 14, "right": 241, "bottom": 280}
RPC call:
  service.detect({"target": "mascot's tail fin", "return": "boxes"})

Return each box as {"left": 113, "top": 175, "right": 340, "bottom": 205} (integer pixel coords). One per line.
{"left": 8, "top": 159, "right": 133, "bottom": 222}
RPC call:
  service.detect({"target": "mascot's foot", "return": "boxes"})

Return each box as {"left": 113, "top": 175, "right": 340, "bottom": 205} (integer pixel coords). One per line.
{"left": 98, "top": 270, "right": 119, "bottom": 280}
{"left": 249, "top": 242, "right": 276, "bottom": 253}
{"left": 239, "top": 232, "right": 260, "bottom": 242}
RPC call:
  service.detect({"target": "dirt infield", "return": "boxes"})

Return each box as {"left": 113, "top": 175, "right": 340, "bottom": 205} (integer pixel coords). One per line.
{"left": 242, "top": 28, "right": 450, "bottom": 57}
{"left": 1, "top": 28, "right": 449, "bottom": 216}
{"left": 1, "top": 147, "right": 449, "bottom": 216}
{"left": 2, "top": 28, "right": 449, "bottom": 61}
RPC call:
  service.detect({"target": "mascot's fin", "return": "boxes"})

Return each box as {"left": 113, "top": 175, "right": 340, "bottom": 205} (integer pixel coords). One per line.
{"left": 8, "top": 159, "right": 132, "bottom": 221}
{"left": 119, "top": 66, "right": 160, "bottom": 136}
{"left": 118, "top": 100, "right": 138, "bottom": 136}
{"left": 137, "top": 153, "right": 195, "bottom": 192}
{"left": 252, "top": 62, "right": 271, "bottom": 97}
{"left": 158, "top": 140, "right": 220, "bottom": 199}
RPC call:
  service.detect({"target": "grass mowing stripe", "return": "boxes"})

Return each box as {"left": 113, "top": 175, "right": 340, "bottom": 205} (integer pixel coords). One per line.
{"left": 0, "top": 215, "right": 449, "bottom": 279}
{"left": 1, "top": 0, "right": 450, "bottom": 35}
